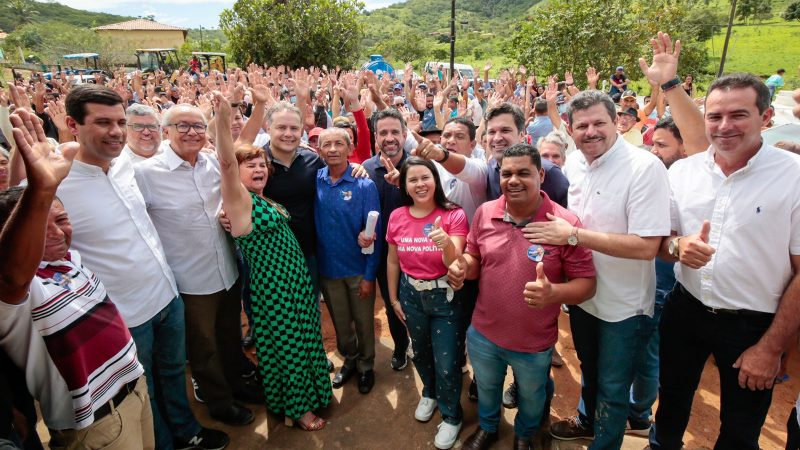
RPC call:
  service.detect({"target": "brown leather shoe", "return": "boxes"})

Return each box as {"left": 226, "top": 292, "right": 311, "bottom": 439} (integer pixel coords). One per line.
{"left": 513, "top": 436, "right": 531, "bottom": 450}
{"left": 462, "top": 427, "right": 498, "bottom": 450}
{"left": 550, "top": 416, "right": 594, "bottom": 440}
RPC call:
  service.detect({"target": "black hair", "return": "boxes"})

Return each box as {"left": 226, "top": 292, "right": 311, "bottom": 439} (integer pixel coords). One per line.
{"left": 334, "top": 119, "right": 358, "bottom": 148}
{"left": 444, "top": 117, "right": 477, "bottom": 141}
{"left": 0, "top": 186, "right": 25, "bottom": 229}
{"left": 533, "top": 98, "right": 548, "bottom": 114}
{"left": 502, "top": 143, "right": 541, "bottom": 170}
{"left": 653, "top": 116, "right": 683, "bottom": 143}
{"left": 374, "top": 108, "right": 407, "bottom": 133}
{"left": 567, "top": 90, "right": 617, "bottom": 125}
{"left": 399, "top": 157, "right": 459, "bottom": 210}
{"left": 485, "top": 103, "right": 525, "bottom": 134}
{"left": 65, "top": 84, "right": 124, "bottom": 124}
{"left": 707, "top": 73, "right": 771, "bottom": 114}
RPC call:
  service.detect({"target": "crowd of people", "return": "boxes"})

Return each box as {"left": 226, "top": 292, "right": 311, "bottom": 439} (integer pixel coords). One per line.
{"left": 0, "top": 30, "right": 799, "bottom": 450}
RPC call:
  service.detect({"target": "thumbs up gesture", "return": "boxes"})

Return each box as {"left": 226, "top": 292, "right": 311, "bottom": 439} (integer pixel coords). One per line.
{"left": 679, "top": 220, "right": 716, "bottom": 269}
{"left": 523, "top": 262, "right": 553, "bottom": 308}
{"left": 447, "top": 255, "right": 468, "bottom": 291}
{"left": 428, "top": 216, "right": 451, "bottom": 250}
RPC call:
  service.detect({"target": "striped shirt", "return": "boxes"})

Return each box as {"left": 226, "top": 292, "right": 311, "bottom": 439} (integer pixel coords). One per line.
{"left": 0, "top": 250, "right": 143, "bottom": 430}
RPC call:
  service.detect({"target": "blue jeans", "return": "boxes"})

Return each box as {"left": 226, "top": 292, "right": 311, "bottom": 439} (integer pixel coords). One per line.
{"left": 571, "top": 305, "right": 654, "bottom": 450}
{"left": 467, "top": 326, "right": 552, "bottom": 438}
{"left": 130, "top": 296, "right": 201, "bottom": 450}
{"left": 400, "top": 275, "right": 463, "bottom": 425}
{"left": 628, "top": 301, "right": 664, "bottom": 425}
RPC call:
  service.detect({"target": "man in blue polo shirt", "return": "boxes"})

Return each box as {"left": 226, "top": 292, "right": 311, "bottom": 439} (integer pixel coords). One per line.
{"left": 315, "top": 128, "right": 382, "bottom": 395}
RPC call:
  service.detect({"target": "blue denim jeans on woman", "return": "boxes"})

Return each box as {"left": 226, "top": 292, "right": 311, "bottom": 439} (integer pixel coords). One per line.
{"left": 400, "top": 275, "right": 463, "bottom": 425}
{"left": 467, "top": 326, "right": 552, "bottom": 439}
{"left": 571, "top": 304, "right": 654, "bottom": 450}
{"left": 129, "top": 296, "right": 202, "bottom": 450}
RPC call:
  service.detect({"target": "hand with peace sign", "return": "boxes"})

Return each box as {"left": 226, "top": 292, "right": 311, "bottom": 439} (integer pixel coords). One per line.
{"left": 381, "top": 153, "right": 400, "bottom": 187}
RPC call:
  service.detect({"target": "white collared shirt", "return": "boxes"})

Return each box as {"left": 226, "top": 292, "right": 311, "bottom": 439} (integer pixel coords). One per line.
{"left": 57, "top": 152, "right": 178, "bottom": 327}
{"left": 123, "top": 144, "right": 162, "bottom": 165}
{"left": 668, "top": 144, "right": 800, "bottom": 313}
{"left": 134, "top": 145, "right": 238, "bottom": 295}
{"left": 563, "top": 135, "right": 671, "bottom": 322}
{"left": 436, "top": 152, "right": 488, "bottom": 224}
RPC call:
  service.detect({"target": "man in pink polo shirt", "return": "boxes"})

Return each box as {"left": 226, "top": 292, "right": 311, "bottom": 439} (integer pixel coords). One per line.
{"left": 448, "top": 143, "right": 596, "bottom": 450}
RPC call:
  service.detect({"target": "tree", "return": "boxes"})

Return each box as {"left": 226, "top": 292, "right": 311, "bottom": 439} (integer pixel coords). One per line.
{"left": 6, "top": 0, "right": 40, "bottom": 28}
{"left": 737, "top": 0, "right": 772, "bottom": 24}
{"left": 377, "top": 31, "right": 430, "bottom": 64}
{"left": 219, "top": 0, "right": 365, "bottom": 68}
{"left": 783, "top": 0, "right": 800, "bottom": 20}
{"left": 506, "top": 0, "right": 710, "bottom": 87}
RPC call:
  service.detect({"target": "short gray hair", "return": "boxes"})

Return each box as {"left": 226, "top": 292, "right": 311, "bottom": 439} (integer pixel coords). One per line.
{"left": 566, "top": 90, "right": 616, "bottom": 125}
{"left": 319, "top": 127, "right": 352, "bottom": 147}
{"left": 126, "top": 103, "right": 159, "bottom": 123}
{"left": 161, "top": 104, "right": 207, "bottom": 127}
{"left": 536, "top": 130, "right": 568, "bottom": 158}
{"left": 266, "top": 101, "right": 302, "bottom": 126}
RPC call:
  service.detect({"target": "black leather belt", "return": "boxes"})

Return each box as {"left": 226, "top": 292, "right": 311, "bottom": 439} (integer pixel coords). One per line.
{"left": 677, "top": 284, "right": 774, "bottom": 318}
{"left": 93, "top": 379, "right": 138, "bottom": 421}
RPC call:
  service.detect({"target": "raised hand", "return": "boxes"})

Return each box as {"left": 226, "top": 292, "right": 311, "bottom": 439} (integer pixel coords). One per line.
{"left": 44, "top": 99, "right": 68, "bottom": 131}
{"left": 678, "top": 220, "right": 715, "bottom": 269}
{"left": 410, "top": 130, "right": 443, "bottom": 161}
{"left": 484, "top": 62, "right": 492, "bottom": 72}
{"left": 381, "top": 154, "right": 400, "bottom": 186}
{"left": 10, "top": 108, "right": 78, "bottom": 189}
{"left": 523, "top": 262, "right": 553, "bottom": 308}
{"left": 564, "top": 71, "right": 574, "bottom": 86}
{"left": 638, "top": 31, "right": 681, "bottom": 86}
{"left": 586, "top": 67, "right": 600, "bottom": 89}
{"left": 447, "top": 255, "right": 467, "bottom": 290}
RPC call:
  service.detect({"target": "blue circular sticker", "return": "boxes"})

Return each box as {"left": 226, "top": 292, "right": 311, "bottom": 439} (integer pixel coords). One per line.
{"left": 527, "top": 245, "right": 545, "bottom": 262}
{"left": 423, "top": 223, "right": 434, "bottom": 237}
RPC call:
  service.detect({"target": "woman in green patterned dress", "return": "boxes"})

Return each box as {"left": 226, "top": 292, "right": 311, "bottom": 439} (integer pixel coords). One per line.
{"left": 212, "top": 92, "right": 331, "bottom": 431}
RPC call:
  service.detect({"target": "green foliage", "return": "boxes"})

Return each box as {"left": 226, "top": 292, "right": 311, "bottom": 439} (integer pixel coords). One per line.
{"left": 219, "top": 0, "right": 365, "bottom": 68}
{"left": 784, "top": 0, "right": 800, "bottom": 19}
{"left": 0, "top": 0, "right": 132, "bottom": 33}
{"left": 505, "top": 0, "right": 711, "bottom": 87}
{"left": 737, "top": 0, "right": 773, "bottom": 23}
{"left": 685, "top": 7, "right": 727, "bottom": 41}
{"left": 5, "top": 0, "right": 40, "bottom": 27}
{"left": 375, "top": 30, "right": 431, "bottom": 65}
{"left": 1, "top": 22, "right": 129, "bottom": 70}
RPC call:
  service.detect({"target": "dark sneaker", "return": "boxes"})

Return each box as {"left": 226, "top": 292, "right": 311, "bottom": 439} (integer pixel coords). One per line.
{"left": 210, "top": 403, "right": 255, "bottom": 427}
{"left": 191, "top": 377, "right": 204, "bottom": 404}
{"left": 174, "top": 427, "right": 229, "bottom": 450}
{"left": 468, "top": 378, "right": 478, "bottom": 401}
{"left": 391, "top": 350, "right": 408, "bottom": 371}
{"left": 502, "top": 381, "right": 518, "bottom": 409}
{"left": 327, "top": 358, "right": 335, "bottom": 373}
{"left": 550, "top": 416, "right": 594, "bottom": 441}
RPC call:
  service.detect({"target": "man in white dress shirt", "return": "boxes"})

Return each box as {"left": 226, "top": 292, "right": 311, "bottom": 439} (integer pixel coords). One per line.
{"left": 135, "top": 104, "right": 256, "bottom": 427}
{"left": 641, "top": 34, "right": 800, "bottom": 450}
{"left": 123, "top": 104, "right": 162, "bottom": 163}
{"left": 58, "top": 85, "right": 228, "bottom": 450}
{"left": 524, "top": 89, "right": 671, "bottom": 447}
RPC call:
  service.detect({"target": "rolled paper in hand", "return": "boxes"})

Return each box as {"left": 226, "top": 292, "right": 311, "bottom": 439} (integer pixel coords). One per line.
{"left": 362, "top": 211, "right": 380, "bottom": 255}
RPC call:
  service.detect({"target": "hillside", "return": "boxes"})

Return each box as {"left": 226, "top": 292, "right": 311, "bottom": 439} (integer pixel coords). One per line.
{"left": 0, "top": 1, "right": 132, "bottom": 34}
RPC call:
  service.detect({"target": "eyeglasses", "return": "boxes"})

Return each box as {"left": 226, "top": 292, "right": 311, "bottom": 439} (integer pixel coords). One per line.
{"left": 128, "top": 124, "right": 159, "bottom": 132}
{"left": 169, "top": 123, "right": 207, "bottom": 134}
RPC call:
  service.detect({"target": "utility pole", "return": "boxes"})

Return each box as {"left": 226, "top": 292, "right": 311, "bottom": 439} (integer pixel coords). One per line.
{"left": 449, "top": 0, "right": 455, "bottom": 80}
{"left": 200, "top": 25, "right": 204, "bottom": 50}
{"left": 718, "top": 0, "right": 737, "bottom": 77}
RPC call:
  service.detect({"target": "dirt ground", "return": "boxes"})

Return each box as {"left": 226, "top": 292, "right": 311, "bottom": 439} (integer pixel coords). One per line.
{"left": 36, "top": 297, "right": 799, "bottom": 449}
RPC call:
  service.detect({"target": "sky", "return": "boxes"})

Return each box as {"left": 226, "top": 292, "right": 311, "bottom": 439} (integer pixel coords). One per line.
{"left": 54, "top": 0, "right": 404, "bottom": 29}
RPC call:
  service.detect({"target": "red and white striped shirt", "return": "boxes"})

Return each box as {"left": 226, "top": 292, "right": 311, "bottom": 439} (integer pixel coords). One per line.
{"left": 0, "top": 250, "right": 143, "bottom": 430}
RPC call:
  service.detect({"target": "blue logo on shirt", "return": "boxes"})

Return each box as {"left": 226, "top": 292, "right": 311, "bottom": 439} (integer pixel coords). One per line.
{"left": 527, "top": 245, "right": 545, "bottom": 262}
{"left": 423, "top": 223, "right": 434, "bottom": 237}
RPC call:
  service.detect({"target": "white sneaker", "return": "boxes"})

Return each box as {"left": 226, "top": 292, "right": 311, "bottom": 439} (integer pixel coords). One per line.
{"left": 414, "top": 397, "right": 437, "bottom": 422}
{"left": 434, "top": 421, "right": 462, "bottom": 449}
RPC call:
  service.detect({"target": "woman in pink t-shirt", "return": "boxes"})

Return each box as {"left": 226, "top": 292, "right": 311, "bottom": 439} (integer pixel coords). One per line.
{"left": 385, "top": 157, "right": 469, "bottom": 449}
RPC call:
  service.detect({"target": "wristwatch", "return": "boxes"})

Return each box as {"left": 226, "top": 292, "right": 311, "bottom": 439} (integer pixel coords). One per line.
{"left": 668, "top": 236, "right": 681, "bottom": 258}
{"left": 437, "top": 147, "right": 450, "bottom": 163}
{"left": 660, "top": 76, "right": 682, "bottom": 93}
{"left": 567, "top": 226, "right": 579, "bottom": 246}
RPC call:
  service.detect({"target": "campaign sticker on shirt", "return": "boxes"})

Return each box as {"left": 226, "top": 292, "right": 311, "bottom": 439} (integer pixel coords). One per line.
{"left": 527, "top": 245, "right": 545, "bottom": 262}
{"left": 449, "top": 178, "right": 458, "bottom": 190}
{"left": 423, "top": 223, "right": 434, "bottom": 237}
{"left": 340, "top": 190, "right": 353, "bottom": 201}
{"left": 53, "top": 272, "right": 73, "bottom": 291}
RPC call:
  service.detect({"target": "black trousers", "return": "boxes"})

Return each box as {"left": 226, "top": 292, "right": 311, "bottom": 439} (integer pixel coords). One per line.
{"left": 788, "top": 407, "right": 800, "bottom": 450}
{"left": 376, "top": 261, "right": 410, "bottom": 356}
{"left": 651, "top": 284, "right": 775, "bottom": 450}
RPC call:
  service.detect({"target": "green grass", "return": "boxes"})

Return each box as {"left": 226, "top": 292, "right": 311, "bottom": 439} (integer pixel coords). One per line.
{"left": 706, "top": 19, "right": 800, "bottom": 87}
